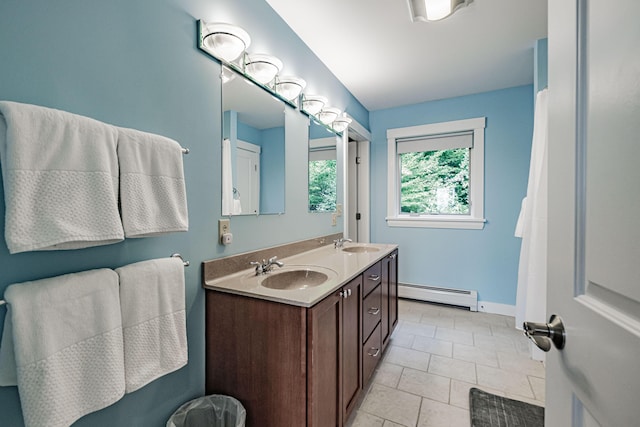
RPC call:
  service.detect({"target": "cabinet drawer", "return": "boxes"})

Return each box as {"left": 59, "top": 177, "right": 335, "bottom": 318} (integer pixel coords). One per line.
{"left": 362, "top": 322, "right": 382, "bottom": 384}
{"left": 362, "top": 284, "right": 381, "bottom": 342}
{"left": 363, "top": 262, "right": 382, "bottom": 297}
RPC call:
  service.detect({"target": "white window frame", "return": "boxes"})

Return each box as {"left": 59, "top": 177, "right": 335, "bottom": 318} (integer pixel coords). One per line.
{"left": 386, "top": 117, "right": 486, "bottom": 230}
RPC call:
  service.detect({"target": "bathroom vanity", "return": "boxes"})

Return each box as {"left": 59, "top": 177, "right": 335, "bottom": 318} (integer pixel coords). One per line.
{"left": 203, "top": 240, "right": 398, "bottom": 427}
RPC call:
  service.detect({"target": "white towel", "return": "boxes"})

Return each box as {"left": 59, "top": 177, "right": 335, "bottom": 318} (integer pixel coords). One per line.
{"left": 0, "top": 269, "right": 125, "bottom": 427}
{"left": 117, "top": 127, "right": 188, "bottom": 237}
{"left": 115, "top": 257, "right": 187, "bottom": 393}
{"left": 0, "top": 101, "right": 124, "bottom": 254}
{"left": 221, "top": 138, "right": 234, "bottom": 216}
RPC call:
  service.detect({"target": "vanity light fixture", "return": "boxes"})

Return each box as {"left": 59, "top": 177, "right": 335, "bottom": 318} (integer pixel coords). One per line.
{"left": 332, "top": 116, "right": 352, "bottom": 133}
{"left": 221, "top": 66, "right": 236, "bottom": 84}
{"left": 317, "top": 107, "right": 341, "bottom": 125}
{"left": 407, "top": 0, "right": 473, "bottom": 22}
{"left": 275, "top": 76, "right": 307, "bottom": 102}
{"left": 301, "top": 95, "right": 328, "bottom": 116}
{"left": 201, "top": 22, "right": 251, "bottom": 62}
{"left": 244, "top": 53, "right": 283, "bottom": 85}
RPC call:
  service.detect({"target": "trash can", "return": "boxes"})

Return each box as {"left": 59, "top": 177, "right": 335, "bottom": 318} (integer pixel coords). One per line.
{"left": 166, "top": 395, "right": 246, "bottom": 427}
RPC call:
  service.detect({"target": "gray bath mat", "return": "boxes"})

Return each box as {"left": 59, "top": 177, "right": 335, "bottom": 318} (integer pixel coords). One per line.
{"left": 469, "top": 387, "right": 544, "bottom": 427}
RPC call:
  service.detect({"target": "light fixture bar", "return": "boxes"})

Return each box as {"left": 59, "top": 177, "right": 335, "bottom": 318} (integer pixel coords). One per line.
{"left": 407, "top": 0, "right": 473, "bottom": 22}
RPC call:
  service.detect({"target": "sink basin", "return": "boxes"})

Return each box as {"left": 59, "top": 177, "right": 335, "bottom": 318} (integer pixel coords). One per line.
{"left": 256, "top": 266, "right": 338, "bottom": 291}
{"left": 342, "top": 246, "right": 380, "bottom": 253}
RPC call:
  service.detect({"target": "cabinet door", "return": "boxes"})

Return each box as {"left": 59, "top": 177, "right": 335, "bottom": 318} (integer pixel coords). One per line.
{"left": 381, "top": 256, "right": 390, "bottom": 349}
{"left": 308, "top": 290, "right": 342, "bottom": 427}
{"left": 389, "top": 250, "right": 398, "bottom": 331}
{"left": 342, "top": 276, "right": 362, "bottom": 421}
{"left": 382, "top": 250, "right": 399, "bottom": 350}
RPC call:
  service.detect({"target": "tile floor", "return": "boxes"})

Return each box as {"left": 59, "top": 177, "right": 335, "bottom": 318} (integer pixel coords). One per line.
{"left": 347, "top": 299, "right": 545, "bottom": 427}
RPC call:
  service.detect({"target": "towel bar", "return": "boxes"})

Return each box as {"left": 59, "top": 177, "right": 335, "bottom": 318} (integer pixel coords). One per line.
{"left": 0, "top": 254, "right": 189, "bottom": 306}
{"left": 181, "top": 147, "right": 190, "bottom": 154}
{"left": 170, "top": 253, "right": 190, "bottom": 267}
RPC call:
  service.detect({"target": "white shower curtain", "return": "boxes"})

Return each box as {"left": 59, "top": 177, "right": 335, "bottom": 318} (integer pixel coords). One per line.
{"left": 515, "top": 88, "right": 549, "bottom": 332}
{"left": 222, "top": 138, "right": 234, "bottom": 216}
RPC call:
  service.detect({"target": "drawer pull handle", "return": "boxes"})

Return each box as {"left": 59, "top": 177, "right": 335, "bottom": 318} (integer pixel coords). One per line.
{"left": 367, "top": 347, "right": 380, "bottom": 357}
{"left": 368, "top": 307, "right": 380, "bottom": 315}
{"left": 368, "top": 275, "right": 380, "bottom": 281}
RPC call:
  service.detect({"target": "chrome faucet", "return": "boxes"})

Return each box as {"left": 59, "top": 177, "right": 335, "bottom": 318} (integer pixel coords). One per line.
{"left": 250, "top": 256, "right": 284, "bottom": 275}
{"left": 333, "top": 238, "right": 353, "bottom": 248}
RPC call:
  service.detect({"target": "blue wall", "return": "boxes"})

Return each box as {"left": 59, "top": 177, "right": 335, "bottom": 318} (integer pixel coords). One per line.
{"left": 0, "top": 0, "right": 365, "bottom": 425}
{"left": 260, "top": 126, "right": 286, "bottom": 213}
{"left": 369, "top": 85, "right": 534, "bottom": 305}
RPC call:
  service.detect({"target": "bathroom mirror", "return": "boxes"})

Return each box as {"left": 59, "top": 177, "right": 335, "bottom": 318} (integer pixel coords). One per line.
{"left": 308, "top": 119, "right": 339, "bottom": 213}
{"left": 222, "top": 68, "right": 286, "bottom": 215}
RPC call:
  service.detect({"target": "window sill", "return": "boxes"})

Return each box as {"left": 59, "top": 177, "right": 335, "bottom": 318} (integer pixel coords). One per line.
{"left": 386, "top": 216, "right": 486, "bottom": 230}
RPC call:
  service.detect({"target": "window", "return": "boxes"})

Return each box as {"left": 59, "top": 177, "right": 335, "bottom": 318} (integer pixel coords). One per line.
{"left": 386, "top": 117, "right": 486, "bottom": 229}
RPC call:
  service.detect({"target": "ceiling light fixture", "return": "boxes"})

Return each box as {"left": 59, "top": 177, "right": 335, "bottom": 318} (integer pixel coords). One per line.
{"left": 301, "top": 95, "right": 328, "bottom": 116}
{"left": 244, "top": 53, "right": 283, "bottom": 85}
{"left": 332, "top": 116, "right": 352, "bottom": 133}
{"left": 201, "top": 22, "right": 251, "bottom": 62}
{"left": 317, "top": 107, "right": 341, "bottom": 125}
{"left": 407, "top": 0, "right": 473, "bottom": 22}
{"left": 275, "top": 76, "right": 307, "bottom": 101}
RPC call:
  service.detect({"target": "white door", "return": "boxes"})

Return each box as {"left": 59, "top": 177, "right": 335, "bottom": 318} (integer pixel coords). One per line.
{"left": 347, "top": 140, "right": 359, "bottom": 241}
{"left": 236, "top": 141, "right": 260, "bottom": 215}
{"left": 346, "top": 120, "right": 371, "bottom": 243}
{"left": 545, "top": 0, "right": 640, "bottom": 425}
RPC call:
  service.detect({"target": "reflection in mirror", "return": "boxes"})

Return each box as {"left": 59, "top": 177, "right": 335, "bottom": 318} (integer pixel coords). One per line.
{"left": 308, "top": 119, "right": 338, "bottom": 212}
{"left": 222, "top": 68, "right": 286, "bottom": 215}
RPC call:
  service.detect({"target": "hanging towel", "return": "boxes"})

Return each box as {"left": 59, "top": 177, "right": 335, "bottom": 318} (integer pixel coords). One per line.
{"left": 115, "top": 257, "right": 187, "bottom": 393}
{"left": 0, "top": 101, "right": 124, "bottom": 254}
{"left": 0, "top": 269, "right": 125, "bottom": 427}
{"left": 515, "top": 88, "right": 549, "bottom": 333}
{"left": 117, "top": 127, "right": 188, "bottom": 237}
{"left": 221, "top": 138, "right": 234, "bottom": 216}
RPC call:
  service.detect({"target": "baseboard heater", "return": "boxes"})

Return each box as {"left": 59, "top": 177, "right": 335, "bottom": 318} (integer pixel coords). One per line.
{"left": 398, "top": 283, "right": 478, "bottom": 312}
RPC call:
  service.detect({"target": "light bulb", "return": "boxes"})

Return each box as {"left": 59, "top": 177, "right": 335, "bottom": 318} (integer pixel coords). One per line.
{"left": 317, "top": 107, "right": 341, "bottom": 125}
{"left": 275, "top": 76, "right": 306, "bottom": 101}
{"left": 203, "top": 23, "right": 251, "bottom": 62}
{"left": 245, "top": 53, "right": 283, "bottom": 85}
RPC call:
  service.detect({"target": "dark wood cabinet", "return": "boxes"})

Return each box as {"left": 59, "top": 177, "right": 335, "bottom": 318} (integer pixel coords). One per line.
{"left": 307, "top": 275, "right": 362, "bottom": 427}
{"left": 205, "top": 291, "right": 307, "bottom": 427}
{"left": 205, "top": 251, "right": 396, "bottom": 427}
{"left": 308, "top": 289, "right": 341, "bottom": 427}
{"left": 381, "top": 250, "right": 399, "bottom": 350}
{"left": 340, "top": 277, "right": 362, "bottom": 421}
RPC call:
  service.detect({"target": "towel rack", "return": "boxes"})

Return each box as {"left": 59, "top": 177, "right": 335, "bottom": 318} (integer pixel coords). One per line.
{"left": 0, "top": 254, "right": 190, "bottom": 306}
{"left": 171, "top": 253, "right": 190, "bottom": 267}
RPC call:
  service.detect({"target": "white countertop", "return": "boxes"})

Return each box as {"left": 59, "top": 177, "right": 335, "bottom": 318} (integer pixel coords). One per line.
{"left": 203, "top": 242, "right": 398, "bottom": 307}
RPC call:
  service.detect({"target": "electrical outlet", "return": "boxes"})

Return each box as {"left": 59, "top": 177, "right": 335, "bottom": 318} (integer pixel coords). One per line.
{"left": 336, "top": 204, "right": 343, "bottom": 216}
{"left": 218, "top": 219, "right": 230, "bottom": 243}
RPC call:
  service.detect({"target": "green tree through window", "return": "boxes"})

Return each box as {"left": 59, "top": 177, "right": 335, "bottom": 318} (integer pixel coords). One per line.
{"left": 400, "top": 148, "right": 469, "bottom": 214}
{"left": 309, "top": 159, "right": 337, "bottom": 212}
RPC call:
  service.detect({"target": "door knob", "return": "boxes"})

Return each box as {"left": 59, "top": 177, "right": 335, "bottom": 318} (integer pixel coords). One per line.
{"left": 523, "top": 314, "right": 566, "bottom": 352}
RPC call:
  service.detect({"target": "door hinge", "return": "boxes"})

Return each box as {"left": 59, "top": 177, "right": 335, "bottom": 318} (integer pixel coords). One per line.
{"left": 355, "top": 156, "right": 361, "bottom": 165}
{"left": 356, "top": 213, "right": 361, "bottom": 220}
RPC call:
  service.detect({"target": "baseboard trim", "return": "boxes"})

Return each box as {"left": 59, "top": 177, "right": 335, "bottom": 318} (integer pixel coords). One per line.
{"left": 477, "top": 301, "right": 516, "bottom": 317}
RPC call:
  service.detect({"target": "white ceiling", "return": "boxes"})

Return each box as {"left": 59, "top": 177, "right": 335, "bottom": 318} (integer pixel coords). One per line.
{"left": 265, "top": 0, "right": 548, "bottom": 111}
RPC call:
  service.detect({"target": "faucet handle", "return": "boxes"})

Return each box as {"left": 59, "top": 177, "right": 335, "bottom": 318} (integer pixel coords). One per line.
{"left": 268, "top": 256, "right": 278, "bottom": 263}
{"left": 334, "top": 237, "right": 353, "bottom": 248}
{"left": 250, "top": 261, "right": 264, "bottom": 275}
